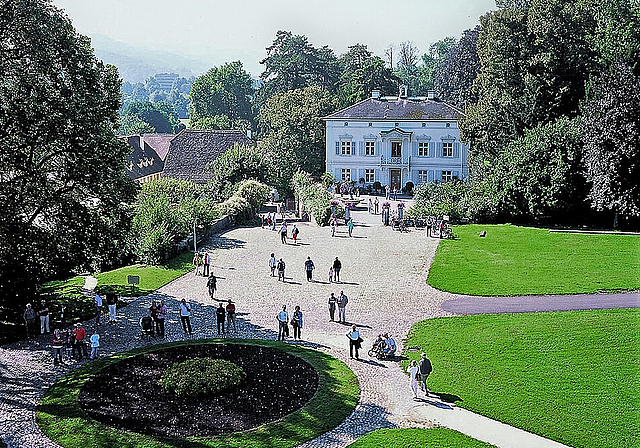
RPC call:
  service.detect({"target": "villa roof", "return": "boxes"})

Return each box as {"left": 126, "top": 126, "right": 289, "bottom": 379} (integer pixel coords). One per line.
{"left": 162, "top": 130, "right": 253, "bottom": 184}
{"left": 141, "top": 133, "right": 174, "bottom": 161}
{"left": 324, "top": 97, "right": 464, "bottom": 121}
{"left": 123, "top": 135, "right": 164, "bottom": 180}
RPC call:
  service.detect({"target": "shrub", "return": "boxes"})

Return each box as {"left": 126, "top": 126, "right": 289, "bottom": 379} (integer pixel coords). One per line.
{"left": 218, "top": 195, "right": 252, "bottom": 222}
{"left": 293, "top": 171, "right": 333, "bottom": 225}
{"left": 373, "top": 181, "right": 382, "bottom": 193}
{"left": 159, "top": 357, "right": 246, "bottom": 396}
{"left": 403, "top": 181, "right": 414, "bottom": 195}
{"left": 234, "top": 179, "right": 270, "bottom": 210}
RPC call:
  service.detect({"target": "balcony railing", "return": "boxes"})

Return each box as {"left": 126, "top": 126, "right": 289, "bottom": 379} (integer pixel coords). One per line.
{"left": 380, "top": 156, "right": 410, "bottom": 167}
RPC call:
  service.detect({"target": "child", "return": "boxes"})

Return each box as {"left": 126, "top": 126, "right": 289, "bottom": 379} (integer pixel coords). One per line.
{"left": 328, "top": 267, "right": 334, "bottom": 283}
{"left": 89, "top": 330, "right": 100, "bottom": 360}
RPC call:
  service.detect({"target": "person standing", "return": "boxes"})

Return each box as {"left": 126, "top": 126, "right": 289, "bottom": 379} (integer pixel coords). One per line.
{"left": 385, "top": 184, "right": 390, "bottom": 200}
{"left": 226, "top": 299, "right": 236, "bottom": 332}
{"left": 304, "top": 256, "right": 315, "bottom": 282}
{"left": 419, "top": 353, "right": 433, "bottom": 395}
{"left": 156, "top": 300, "right": 167, "bottom": 338}
{"left": 328, "top": 293, "right": 337, "bottom": 321}
{"left": 277, "top": 305, "right": 289, "bottom": 341}
{"left": 277, "top": 258, "right": 286, "bottom": 282}
{"left": 216, "top": 303, "right": 226, "bottom": 335}
{"left": 207, "top": 274, "right": 217, "bottom": 299}
{"left": 338, "top": 291, "right": 348, "bottom": 323}
{"left": 292, "top": 225, "right": 299, "bottom": 244}
{"left": 179, "top": 299, "right": 192, "bottom": 335}
{"left": 347, "top": 218, "right": 354, "bottom": 237}
{"left": 94, "top": 293, "right": 103, "bottom": 326}
{"left": 193, "top": 253, "right": 202, "bottom": 276}
{"left": 149, "top": 301, "right": 159, "bottom": 335}
{"left": 368, "top": 198, "right": 373, "bottom": 213}
{"left": 269, "top": 253, "right": 277, "bottom": 277}
{"left": 279, "top": 222, "right": 288, "bottom": 244}
{"left": 106, "top": 291, "right": 117, "bottom": 323}
{"left": 202, "top": 252, "right": 211, "bottom": 277}
{"left": 328, "top": 267, "right": 334, "bottom": 283}
{"left": 347, "top": 325, "right": 361, "bottom": 359}
{"left": 38, "top": 299, "right": 50, "bottom": 334}
{"left": 330, "top": 217, "right": 336, "bottom": 237}
{"left": 291, "top": 306, "right": 303, "bottom": 341}
{"left": 23, "top": 303, "right": 37, "bottom": 339}
{"left": 89, "top": 330, "right": 100, "bottom": 360}
{"left": 332, "top": 257, "right": 342, "bottom": 282}
{"left": 52, "top": 329, "right": 64, "bottom": 365}
{"left": 408, "top": 360, "right": 420, "bottom": 399}
{"left": 374, "top": 197, "right": 379, "bottom": 214}
{"left": 73, "top": 323, "right": 87, "bottom": 360}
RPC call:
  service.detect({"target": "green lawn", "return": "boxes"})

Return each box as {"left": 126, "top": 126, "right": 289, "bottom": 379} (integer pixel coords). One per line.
{"left": 428, "top": 224, "right": 640, "bottom": 296}
{"left": 403, "top": 309, "right": 640, "bottom": 448}
{"left": 37, "top": 339, "right": 359, "bottom": 448}
{"left": 347, "top": 428, "right": 495, "bottom": 448}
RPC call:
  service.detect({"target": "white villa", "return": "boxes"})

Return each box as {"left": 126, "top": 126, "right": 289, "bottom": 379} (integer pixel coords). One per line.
{"left": 324, "top": 87, "right": 469, "bottom": 191}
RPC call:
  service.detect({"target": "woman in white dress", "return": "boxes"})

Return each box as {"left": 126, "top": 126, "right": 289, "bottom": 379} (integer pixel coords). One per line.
{"left": 408, "top": 359, "right": 419, "bottom": 399}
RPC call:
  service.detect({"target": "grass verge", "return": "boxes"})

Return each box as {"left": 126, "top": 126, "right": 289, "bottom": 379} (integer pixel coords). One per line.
{"left": 347, "top": 428, "right": 495, "bottom": 447}
{"left": 427, "top": 224, "right": 640, "bottom": 296}
{"left": 37, "top": 339, "right": 359, "bottom": 448}
{"left": 403, "top": 309, "right": 640, "bottom": 448}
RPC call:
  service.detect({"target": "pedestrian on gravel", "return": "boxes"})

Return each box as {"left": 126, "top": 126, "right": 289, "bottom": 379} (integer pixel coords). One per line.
{"left": 333, "top": 257, "right": 342, "bottom": 282}
{"left": 347, "top": 218, "right": 354, "bottom": 237}
{"left": 207, "top": 273, "right": 217, "bottom": 299}
{"left": 94, "top": 293, "right": 103, "bottom": 326}
{"left": 328, "top": 267, "right": 334, "bottom": 283}
{"left": 291, "top": 306, "right": 303, "bottom": 340}
{"left": 368, "top": 198, "right": 373, "bottom": 213}
{"left": 408, "top": 360, "right": 419, "bottom": 399}
{"left": 156, "top": 300, "right": 167, "bottom": 338}
{"left": 374, "top": 197, "right": 379, "bottom": 214}
{"left": 202, "top": 252, "right": 211, "bottom": 277}
{"left": 347, "top": 325, "right": 361, "bottom": 359}
{"left": 328, "top": 293, "right": 337, "bottom": 321}
{"left": 280, "top": 222, "right": 288, "bottom": 244}
{"left": 179, "top": 299, "right": 192, "bottom": 335}
{"left": 64, "top": 328, "right": 74, "bottom": 360}
{"left": 23, "top": 303, "right": 36, "bottom": 339}
{"left": 419, "top": 353, "right": 433, "bottom": 395}
{"left": 149, "top": 301, "right": 159, "bottom": 334}
{"left": 330, "top": 217, "right": 336, "bottom": 237}
{"left": 292, "top": 225, "right": 299, "bottom": 244}
{"left": 73, "top": 323, "right": 87, "bottom": 360}
{"left": 106, "top": 290, "right": 117, "bottom": 323}
{"left": 89, "top": 330, "right": 100, "bottom": 360}
{"left": 277, "top": 305, "right": 289, "bottom": 341}
{"left": 338, "top": 291, "right": 348, "bottom": 323}
{"left": 216, "top": 302, "right": 226, "bottom": 335}
{"left": 277, "top": 258, "right": 286, "bottom": 282}
{"left": 269, "top": 253, "right": 277, "bottom": 277}
{"left": 304, "top": 256, "right": 315, "bottom": 282}
{"left": 38, "top": 299, "right": 50, "bottom": 334}
{"left": 52, "top": 329, "right": 64, "bottom": 365}
{"left": 193, "top": 252, "right": 203, "bottom": 276}
{"left": 226, "top": 299, "right": 236, "bottom": 332}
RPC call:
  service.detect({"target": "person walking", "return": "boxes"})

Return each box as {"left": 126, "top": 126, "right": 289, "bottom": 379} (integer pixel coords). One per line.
{"left": 156, "top": 300, "right": 167, "bottom": 338}
{"left": 179, "top": 299, "right": 192, "bottom": 335}
{"left": 338, "top": 291, "right": 348, "bottom": 323}
{"left": 216, "top": 302, "right": 226, "bottom": 335}
{"left": 202, "top": 252, "right": 211, "bottom": 277}
{"left": 37, "top": 299, "right": 50, "bottom": 335}
{"left": 193, "top": 253, "right": 202, "bottom": 276}
{"left": 347, "top": 325, "right": 361, "bottom": 359}
{"left": 292, "top": 225, "right": 299, "bottom": 244}
{"left": 277, "top": 258, "right": 286, "bottom": 282}
{"left": 279, "top": 222, "right": 288, "bottom": 244}
{"left": 94, "top": 293, "right": 103, "bottom": 326}
{"left": 330, "top": 217, "right": 336, "bottom": 237}
{"left": 269, "top": 253, "right": 277, "bottom": 277}
{"left": 226, "top": 299, "right": 236, "bottom": 332}
{"left": 207, "top": 273, "right": 217, "bottom": 299}
{"left": 73, "top": 323, "right": 87, "bottom": 360}
{"left": 374, "top": 197, "right": 379, "bottom": 214}
{"left": 291, "top": 306, "right": 303, "bottom": 340}
{"left": 304, "top": 256, "right": 315, "bottom": 282}
{"left": 419, "top": 353, "right": 433, "bottom": 395}
{"left": 333, "top": 257, "right": 342, "bottom": 282}
{"left": 277, "top": 305, "right": 289, "bottom": 341}
{"left": 89, "top": 330, "right": 100, "bottom": 360}
{"left": 328, "top": 293, "right": 337, "bottom": 321}
{"left": 106, "top": 291, "right": 117, "bottom": 323}
{"left": 52, "top": 329, "right": 64, "bottom": 365}
{"left": 347, "top": 218, "right": 354, "bottom": 237}
{"left": 408, "top": 359, "right": 420, "bottom": 399}
{"left": 23, "top": 303, "right": 37, "bottom": 339}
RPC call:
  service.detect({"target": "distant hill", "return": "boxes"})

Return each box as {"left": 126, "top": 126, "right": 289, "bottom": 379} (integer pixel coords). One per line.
{"left": 89, "top": 34, "right": 209, "bottom": 83}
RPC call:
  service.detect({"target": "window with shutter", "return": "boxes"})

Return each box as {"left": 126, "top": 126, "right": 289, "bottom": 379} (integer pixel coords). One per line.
{"left": 351, "top": 141, "right": 357, "bottom": 156}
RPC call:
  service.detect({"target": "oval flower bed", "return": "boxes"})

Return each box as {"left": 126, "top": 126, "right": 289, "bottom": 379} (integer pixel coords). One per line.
{"left": 37, "top": 339, "right": 359, "bottom": 448}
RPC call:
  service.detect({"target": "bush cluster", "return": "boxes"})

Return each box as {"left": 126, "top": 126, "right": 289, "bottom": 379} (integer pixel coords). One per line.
{"left": 292, "top": 171, "right": 334, "bottom": 226}
{"left": 159, "top": 357, "right": 246, "bottom": 396}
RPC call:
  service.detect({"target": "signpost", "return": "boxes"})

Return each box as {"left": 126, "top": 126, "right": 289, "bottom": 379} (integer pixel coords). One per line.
{"left": 127, "top": 275, "right": 140, "bottom": 295}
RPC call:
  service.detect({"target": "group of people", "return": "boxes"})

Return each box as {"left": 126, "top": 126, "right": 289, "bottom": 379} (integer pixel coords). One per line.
{"left": 407, "top": 353, "right": 434, "bottom": 399}
{"left": 276, "top": 305, "right": 303, "bottom": 341}
{"left": 328, "top": 291, "right": 349, "bottom": 323}
{"left": 372, "top": 333, "right": 397, "bottom": 357}
{"left": 367, "top": 197, "right": 380, "bottom": 215}
{"left": 216, "top": 300, "right": 236, "bottom": 334}
{"left": 22, "top": 300, "right": 51, "bottom": 338}
{"left": 192, "top": 252, "right": 212, "bottom": 276}
{"left": 141, "top": 300, "right": 168, "bottom": 338}
{"left": 268, "top": 254, "right": 343, "bottom": 284}
{"left": 49, "top": 323, "right": 100, "bottom": 364}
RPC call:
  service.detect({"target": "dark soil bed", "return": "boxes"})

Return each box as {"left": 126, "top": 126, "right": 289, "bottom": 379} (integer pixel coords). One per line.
{"left": 78, "top": 343, "right": 319, "bottom": 438}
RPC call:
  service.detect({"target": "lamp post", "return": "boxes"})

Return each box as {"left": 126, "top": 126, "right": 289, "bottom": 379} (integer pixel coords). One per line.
{"left": 193, "top": 219, "right": 197, "bottom": 253}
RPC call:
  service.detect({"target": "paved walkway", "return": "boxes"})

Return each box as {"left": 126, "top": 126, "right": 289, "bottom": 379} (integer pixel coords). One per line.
{"left": 0, "top": 195, "right": 588, "bottom": 448}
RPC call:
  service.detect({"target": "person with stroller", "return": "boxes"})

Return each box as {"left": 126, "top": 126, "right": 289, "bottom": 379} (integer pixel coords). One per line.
{"left": 383, "top": 333, "right": 397, "bottom": 357}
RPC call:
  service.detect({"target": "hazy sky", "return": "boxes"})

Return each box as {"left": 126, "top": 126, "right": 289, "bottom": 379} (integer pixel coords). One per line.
{"left": 52, "top": 0, "right": 497, "bottom": 76}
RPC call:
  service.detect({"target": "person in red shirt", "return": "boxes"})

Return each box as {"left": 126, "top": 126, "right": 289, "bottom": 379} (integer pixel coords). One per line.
{"left": 226, "top": 300, "right": 236, "bottom": 332}
{"left": 73, "top": 323, "right": 87, "bottom": 360}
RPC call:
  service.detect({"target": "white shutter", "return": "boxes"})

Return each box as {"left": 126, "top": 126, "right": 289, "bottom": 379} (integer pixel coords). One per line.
{"left": 334, "top": 167, "right": 341, "bottom": 180}
{"left": 358, "top": 141, "right": 364, "bottom": 156}
{"left": 358, "top": 169, "right": 365, "bottom": 182}
{"left": 374, "top": 169, "right": 380, "bottom": 181}
{"left": 436, "top": 142, "right": 443, "bottom": 158}
{"left": 453, "top": 142, "right": 461, "bottom": 158}
{"left": 427, "top": 170, "right": 434, "bottom": 182}
{"left": 428, "top": 142, "right": 435, "bottom": 158}
{"left": 375, "top": 141, "right": 381, "bottom": 156}
{"left": 335, "top": 141, "right": 340, "bottom": 155}
{"left": 351, "top": 141, "right": 356, "bottom": 156}
{"left": 413, "top": 141, "right": 418, "bottom": 156}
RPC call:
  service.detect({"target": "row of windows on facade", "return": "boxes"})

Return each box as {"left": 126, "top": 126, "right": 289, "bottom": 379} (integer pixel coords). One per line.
{"left": 340, "top": 169, "right": 456, "bottom": 183}
{"left": 337, "top": 141, "right": 458, "bottom": 157}
{"left": 342, "top": 122, "right": 452, "bottom": 128}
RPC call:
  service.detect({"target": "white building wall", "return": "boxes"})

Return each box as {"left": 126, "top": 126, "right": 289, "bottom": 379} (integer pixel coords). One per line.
{"left": 325, "top": 119, "right": 469, "bottom": 187}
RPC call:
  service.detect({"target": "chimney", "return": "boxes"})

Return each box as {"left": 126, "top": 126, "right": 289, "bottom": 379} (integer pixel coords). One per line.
{"left": 399, "top": 85, "right": 408, "bottom": 99}
{"left": 246, "top": 130, "right": 252, "bottom": 139}
{"left": 139, "top": 133, "right": 144, "bottom": 149}
{"left": 371, "top": 89, "right": 381, "bottom": 99}
{"left": 427, "top": 90, "right": 436, "bottom": 100}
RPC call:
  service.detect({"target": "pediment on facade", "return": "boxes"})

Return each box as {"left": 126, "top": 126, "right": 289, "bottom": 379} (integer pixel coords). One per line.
{"left": 415, "top": 134, "right": 432, "bottom": 141}
{"left": 441, "top": 133, "right": 457, "bottom": 141}
{"left": 338, "top": 133, "right": 354, "bottom": 139}
{"left": 363, "top": 133, "right": 378, "bottom": 140}
{"left": 380, "top": 127, "right": 413, "bottom": 140}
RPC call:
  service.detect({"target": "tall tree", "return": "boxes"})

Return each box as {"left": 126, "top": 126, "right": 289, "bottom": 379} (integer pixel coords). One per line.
{"left": 121, "top": 101, "right": 184, "bottom": 134}
{"left": 418, "top": 37, "right": 457, "bottom": 93}
{"left": 0, "top": 0, "right": 137, "bottom": 309}
{"left": 189, "top": 61, "right": 254, "bottom": 127}
{"left": 581, "top": 62, "right": 640, "bottom": 220}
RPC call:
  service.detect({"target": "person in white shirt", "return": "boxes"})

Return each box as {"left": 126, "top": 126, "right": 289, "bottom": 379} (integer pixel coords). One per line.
{"left": 277, "top": 305, "right": 289, "bottom": 341}
{"left": 269, "top": 253, "right": 277, "bottom": 277}
{"left": 408, "top": 359, "right": 419, "bottom": 399}
{"left": 279, "top": 223, "right": 288, "bottom": 244}
{"left": 346, "top": 325, "right": 361, "bottom": 359}
{"left": 179, "top": 299, "right": 192, "bottom": 335}
{"left": 94, "top": 293, "right": 103, "bottom": 326}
